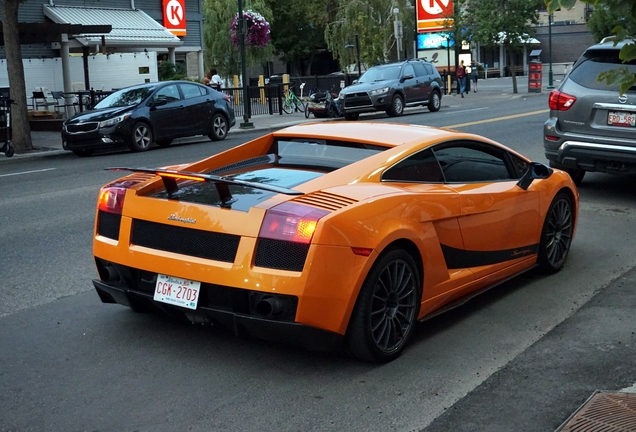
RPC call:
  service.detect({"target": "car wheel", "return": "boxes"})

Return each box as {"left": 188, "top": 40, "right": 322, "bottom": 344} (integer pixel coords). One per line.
{"left": 386, "top": 94, "right": 404, "bottom": 117}
{"left": 128, "top": 122, "right": 153, "bottom": 152}
{"left": 209, "top": 113, "right": 228, "bottom": 141}
{"left": 428, "top": 91, "right": 441, "bottom": 112}
{"left": 72, "top": 149, "right": 94, "bottom": 157}
{"left": 156, "top": 139, "right": 172, "bottom": 147}
{"left": 346, "top": 248, "right": 421, "bottom": 362}
{"left": 548, "top": 160, "right": 585, "bottom": 186}
{"left": 538, "top": 191, "right": 574, "bottom": 274}
{"left": 344, "top": 113, "right": 359, "bottom": 120}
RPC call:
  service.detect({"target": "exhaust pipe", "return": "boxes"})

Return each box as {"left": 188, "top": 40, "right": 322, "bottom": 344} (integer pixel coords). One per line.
{"left": 255, "top": 296, "right": 285, "bottom": 317}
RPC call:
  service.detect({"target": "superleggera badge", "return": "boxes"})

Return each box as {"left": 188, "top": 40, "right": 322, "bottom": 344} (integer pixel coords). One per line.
{"left": 168, "top": 214, "right": 196, "bottom": 224}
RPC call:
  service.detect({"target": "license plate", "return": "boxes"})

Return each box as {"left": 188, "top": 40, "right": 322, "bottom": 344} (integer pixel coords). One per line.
{"left": 154, "top": 274, "right": 201, "bottom": 310}
{"left": 608, "top": 111, "right": 636, "bottom": 127}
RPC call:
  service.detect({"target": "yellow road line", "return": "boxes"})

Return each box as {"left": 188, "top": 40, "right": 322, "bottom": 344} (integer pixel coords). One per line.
{"left": 443, "top": 109, "right": 549, "bottom": 129}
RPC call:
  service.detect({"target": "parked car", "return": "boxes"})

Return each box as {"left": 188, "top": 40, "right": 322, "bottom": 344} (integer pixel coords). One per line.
{"left": 337, "top": 59, "right": 444, "bottom": 120}
{"left": 92, "top": 122, "right": 578, "bottom": 362}
{"left": 544, "top": 38, "right": 636, "bottom": 184}
{"left": 62, "top": 81, "right": 236, "bottom": 156}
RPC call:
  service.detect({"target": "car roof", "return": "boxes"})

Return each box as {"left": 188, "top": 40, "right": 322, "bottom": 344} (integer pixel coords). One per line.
{"left": 274, "top": 122, "right": 479, "bottom": 149}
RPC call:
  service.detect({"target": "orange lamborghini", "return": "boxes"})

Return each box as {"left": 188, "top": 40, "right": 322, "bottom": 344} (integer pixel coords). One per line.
{"left": 92, "top": 122, "right": 578, "bottom": 362}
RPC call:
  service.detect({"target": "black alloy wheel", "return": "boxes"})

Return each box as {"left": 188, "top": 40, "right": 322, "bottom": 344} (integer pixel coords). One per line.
{"left": 346, "top": 248, "right": 421, "bottom": 362}
{"left": 538, "top": 191, "right": 574, "bottom": 273}
{"left": 428, "top": 91, "right": 441, "bottom": 112}
{"left": 386, "top": 94, "right": 404, "bottom": 117}
{"left": 128, "top": 122, "right": 153, "bottom": 152}
{"left": 209, "top": 113, "right": 228, "bottom": 141}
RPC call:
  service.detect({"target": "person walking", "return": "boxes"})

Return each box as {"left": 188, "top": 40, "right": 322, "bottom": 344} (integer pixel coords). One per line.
{"left": 471, "top": 60, "right": 481, "bottom": 92}
{"left": 457, "top": 60, "right": 467, "bottom": 98}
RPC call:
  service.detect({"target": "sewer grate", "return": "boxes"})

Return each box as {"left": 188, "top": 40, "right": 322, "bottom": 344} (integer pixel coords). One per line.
{"left": 556, "top": 391, "right": 636, "bottom": 432}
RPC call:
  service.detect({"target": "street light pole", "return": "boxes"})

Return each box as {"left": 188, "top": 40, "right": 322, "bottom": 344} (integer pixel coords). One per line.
{"left": 548, "top": 12, "right": 554, "bottom": 89}
{"left": 238, "top": 0, "right": 253, "bottom": 129}
{"left": 393, "top": 8, "right": 402, "bottom": 61}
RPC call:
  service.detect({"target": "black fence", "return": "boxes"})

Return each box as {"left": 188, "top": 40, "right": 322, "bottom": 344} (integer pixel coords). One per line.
{"left": 220, "top": 75, "right": 356, "bottom": 118}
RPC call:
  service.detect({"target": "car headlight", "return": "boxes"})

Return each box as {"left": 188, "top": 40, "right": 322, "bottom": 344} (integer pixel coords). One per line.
{"left": 337, "top": 92, "right": 344, "bottom": 100}
{"left": 370, "top": 87, "right": 390, "bottom": 96}
{"left": 99, "top": 113, "right": 131, "bottom": 128}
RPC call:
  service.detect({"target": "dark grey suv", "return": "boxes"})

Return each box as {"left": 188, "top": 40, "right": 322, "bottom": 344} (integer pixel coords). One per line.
{"left": 544, "top": 38, "right": 636, "bottom": 184}
{"left": 337, "top": 60, "right": 444, "bottom": 120}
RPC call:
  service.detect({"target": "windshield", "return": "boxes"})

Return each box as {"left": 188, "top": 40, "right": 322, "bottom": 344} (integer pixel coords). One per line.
{"left": 94, "top": 86, "right": 157, "bottom": 109}
{"left": 358, "top": 65, "right": 401, "bottom": 83}
{"left": 570, "top": 49, "right": 636, "bottom": 91}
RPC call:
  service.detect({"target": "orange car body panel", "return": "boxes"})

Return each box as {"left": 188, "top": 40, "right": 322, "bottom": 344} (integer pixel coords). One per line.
{"left": 93, "top": 122, "right": 579, "bottom": 337}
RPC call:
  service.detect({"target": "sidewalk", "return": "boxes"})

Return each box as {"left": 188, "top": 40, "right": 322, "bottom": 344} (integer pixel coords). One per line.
{"left": 1, "top": 75, "right": 551, "bottom": 162}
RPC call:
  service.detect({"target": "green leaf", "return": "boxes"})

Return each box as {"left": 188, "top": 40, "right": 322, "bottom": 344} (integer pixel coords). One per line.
{"left": 620, "top": 42, "right": 636, "bottom": 62}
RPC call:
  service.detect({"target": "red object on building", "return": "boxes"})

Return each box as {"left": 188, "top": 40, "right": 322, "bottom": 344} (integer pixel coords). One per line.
{"left": 163, "top": 0, "right": 186, "bottom": 37}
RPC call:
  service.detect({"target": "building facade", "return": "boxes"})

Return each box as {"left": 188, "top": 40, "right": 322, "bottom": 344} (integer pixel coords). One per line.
{"left": 0, "top": 0, "right": 205, "bottom": 94}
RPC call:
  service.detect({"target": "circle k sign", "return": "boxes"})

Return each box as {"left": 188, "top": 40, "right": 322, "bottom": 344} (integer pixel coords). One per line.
{"left": 163, "top": 0, "right": 187, "bottom": 36}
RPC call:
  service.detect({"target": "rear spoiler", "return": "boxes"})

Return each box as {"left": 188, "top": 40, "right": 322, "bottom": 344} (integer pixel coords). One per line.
{"left": 106, "top": 167, "right": 303, "bottom": 208}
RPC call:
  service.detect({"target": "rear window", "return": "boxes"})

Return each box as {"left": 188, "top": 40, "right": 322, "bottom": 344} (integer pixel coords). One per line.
{"left": 272, "top": 139, "right": 387, "bottom": 170}
{"left": 569, "top": 48, "right": 636, "bottom": 91}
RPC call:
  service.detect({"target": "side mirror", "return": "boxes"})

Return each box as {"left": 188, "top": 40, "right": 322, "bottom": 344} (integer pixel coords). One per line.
{"left": 517, "top": 162, "right": 553, "bottom": 190}
{"left": 352, "top": 79, "right": 358, "bottom": 84}
{"left": 400, "top": 74, "right": 414, "bottom": 83}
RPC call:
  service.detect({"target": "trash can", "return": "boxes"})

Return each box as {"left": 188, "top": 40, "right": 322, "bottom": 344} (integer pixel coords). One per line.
{"left": 528, "top": 59, "right": 542, "bottom": 93}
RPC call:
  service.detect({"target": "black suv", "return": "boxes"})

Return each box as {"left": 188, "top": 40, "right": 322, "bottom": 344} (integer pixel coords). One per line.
{"left": 544, "top": 38, "right": 636, "bottom": 184}
{"left": 337, "top": 59, "right": 444, "bottom": 120}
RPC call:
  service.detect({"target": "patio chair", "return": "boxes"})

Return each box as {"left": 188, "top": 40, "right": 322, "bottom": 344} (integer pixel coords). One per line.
{"left": 31, "top": 90, "right": 56, "bottom": 111}
{"left": 50, "top": 91, "right": 77, "bottom": 117}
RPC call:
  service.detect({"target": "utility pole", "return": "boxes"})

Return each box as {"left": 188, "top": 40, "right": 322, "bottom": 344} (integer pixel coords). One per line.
{"left": 393, "top": 8, "right": 403, "bottom": 61}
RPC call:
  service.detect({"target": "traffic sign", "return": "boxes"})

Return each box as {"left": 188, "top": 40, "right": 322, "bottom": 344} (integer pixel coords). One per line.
{"left": 163, "top": 0, "right": 187, "bottom": 37}
{"left": 417, "top": 0, "right": 453, "bottom": 33}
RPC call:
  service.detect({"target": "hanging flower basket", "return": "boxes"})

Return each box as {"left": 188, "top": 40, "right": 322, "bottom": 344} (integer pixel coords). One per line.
{"left": 230, "top": 10, "right": 271, "bottom": 48}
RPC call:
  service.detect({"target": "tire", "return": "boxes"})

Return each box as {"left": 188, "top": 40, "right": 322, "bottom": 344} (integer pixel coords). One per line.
{"left": 156, "top": 139, "right": 172, "bottom": 147}
{"left": 72, "top": 149, "right": 94, "bottom": 157}
{"left": 386, "top": 94, "right": 404, "bottom": 117}
{"left": 428, "top": 91, "right": 441, "bottom": 112}
{"left": 208, "top": 113, "right": 228, "bottom": 141}
{"left": 538, "top": 191, "right": 574, "bottom": 274}
{"left": 304, "top": 104, "right": 310, "bottom": 118}
{"left": 4, "top": 144, "right": 14, "bottom": 157}
{"left": 344, "top": 113, "right": 359, "bottom": 120}
{"left": 294, "top": 99, "right": 306, "bottom": 113}
{"left": 346, "top": 248, "right": 422, "bottom": 362}
{"left": 282, "top": 98, "right": 294, "bottom": 114}
{"left": 128, "top": 122, "right": 153, "bottom": 152}
{"left": 548, "top": 160, "right": 585, "bottom": 186}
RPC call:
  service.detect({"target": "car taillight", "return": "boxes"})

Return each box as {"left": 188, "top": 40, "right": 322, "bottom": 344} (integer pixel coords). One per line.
{"left": 98, "top": 187, "right": 126, "bottom": 215}
{"left": 548, "top": 90, "right": 576, "bottom": 111}
{"left": 259, "top": 202, "right": 329, "bottom": 244}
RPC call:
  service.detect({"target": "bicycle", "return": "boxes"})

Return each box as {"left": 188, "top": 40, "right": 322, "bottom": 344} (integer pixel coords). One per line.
{"left": 281, "top": 86, "right": 306, "bottom": 114}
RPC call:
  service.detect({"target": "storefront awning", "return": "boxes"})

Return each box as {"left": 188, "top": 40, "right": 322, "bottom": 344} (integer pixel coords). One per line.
{"left": 43, "top": 5, "right": 183, "bottom": 49}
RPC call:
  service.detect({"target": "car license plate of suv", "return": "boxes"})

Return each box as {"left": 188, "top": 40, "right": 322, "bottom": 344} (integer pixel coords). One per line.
{"left": 154, "top": 274, "right": 201, "bottom": 310}
{"left": 608, "top": 111, "right": 636, "bottom": 127}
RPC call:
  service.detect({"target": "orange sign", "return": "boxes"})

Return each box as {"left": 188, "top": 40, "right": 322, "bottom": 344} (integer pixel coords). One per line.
{"left": 163, "top": 0, "right": 186, "bottom": 36}
{"left": 417, "top": 0, "right": 453, "bottom": 33}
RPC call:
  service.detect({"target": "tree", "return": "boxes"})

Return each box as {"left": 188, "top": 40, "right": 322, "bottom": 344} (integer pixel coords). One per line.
{"left": 587, "top": 4, "right": 636, "bottom": 43}
{"left": 324, "top": 0, "right": 415, "bottom": 74}
{"left": 202, "top": 0, "right": 274, "bottom": 77}
{"left": 549, "top": 0, "right": 636, "bottom": 94}
{"left": 263, "top": 0, "right": 330, "bottom": 76}
{"left": 2, "top": 0, "right": 32, "bottom": 154}
{"left": 456, "top": 0, "right": 541, "bottom": 93}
